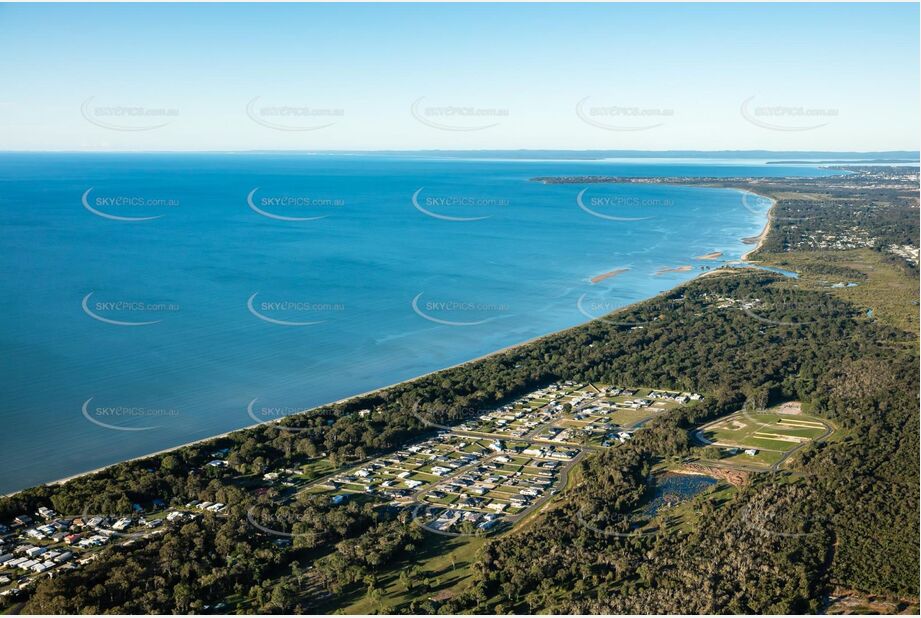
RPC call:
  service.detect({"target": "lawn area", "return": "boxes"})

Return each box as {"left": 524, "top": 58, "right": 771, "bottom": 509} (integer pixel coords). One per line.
{"left": 297, "top": 458, "right": 336, "bottom": 481}
{"left": 696, "top": 405, "right": 832, "bottom": 469}
{"left": 328, "top": 531, "right": 487, "bottom": 613}
{"left": 409, "top": 472, "right": 440, "bottom": 483}
{"left": 610, "top": 407, "right": 658, "bottom": 426}
{"left": 702, "top": 411, "right": 828, "bottom": 448}
{"left": 557, "top": 418, "right": 588, "bottom": 428}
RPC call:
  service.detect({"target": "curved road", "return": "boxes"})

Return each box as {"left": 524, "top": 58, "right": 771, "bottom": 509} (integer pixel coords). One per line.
{"left": 691, "top": 414, "right": 834, "bottom": 472}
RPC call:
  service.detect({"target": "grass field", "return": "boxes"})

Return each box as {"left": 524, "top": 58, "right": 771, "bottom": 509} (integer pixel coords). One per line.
{"left": 609, "top": 407, "right": 659, "bottom": 426}
{"left": 755, "top": 248, "right": 919, "bottom": 336}
{"left": 698, "top": 406, "right": 831, "bottom": 468}
{"left": 330, "top": 531, "right": 486, "bottom": 613}
{"left": 296, "top": 458, "right": 336, "bottom": 481}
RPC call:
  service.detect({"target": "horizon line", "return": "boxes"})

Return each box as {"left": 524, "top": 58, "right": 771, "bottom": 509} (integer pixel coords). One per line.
{"left": 1, "top": 148, "right": 918, "bottom": 155}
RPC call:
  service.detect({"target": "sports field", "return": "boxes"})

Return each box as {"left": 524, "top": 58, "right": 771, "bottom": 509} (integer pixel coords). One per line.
{"left": 697, "top": 406, "right": 831, "bottom": 468}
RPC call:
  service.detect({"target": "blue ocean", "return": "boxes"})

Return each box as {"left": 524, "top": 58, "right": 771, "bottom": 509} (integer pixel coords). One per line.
{"left": 0, "top": 153, "right": 839, "bottom": 493}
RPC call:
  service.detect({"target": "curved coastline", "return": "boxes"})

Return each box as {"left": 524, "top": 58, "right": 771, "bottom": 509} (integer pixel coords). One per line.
{"left": 738, "top": 188, "right": 776, "bottom": 262}
{"left": 9, "top": 185, "right": 778, "bottom": 497}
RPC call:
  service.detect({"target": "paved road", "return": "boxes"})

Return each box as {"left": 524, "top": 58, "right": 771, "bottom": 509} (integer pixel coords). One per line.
{"left": 449, "top": 428, "right": 604, "bottom": 452}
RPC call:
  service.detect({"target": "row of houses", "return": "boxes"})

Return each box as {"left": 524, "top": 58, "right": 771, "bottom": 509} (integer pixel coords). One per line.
{"left": 323, "top": 433, "right": 493, "bottom": 500}
{"left": 419, "top": 449, "right": 570, "bottom": 524}
{"left": 426, "top": 508, "right": 502, "bottom": 533}
{"left": 459, "top": 382, "right": 586, "bottom": 437}
{"left": 1, "top": 500, "right": 210, "bottom": 597}
{"left": 184, "top": 500, "right": 227, "bottom": 513}
{"left": 648, "top": 390, "right": 703, "bottom": 404}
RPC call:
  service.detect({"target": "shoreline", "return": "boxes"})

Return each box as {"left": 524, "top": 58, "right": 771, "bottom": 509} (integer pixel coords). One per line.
{"left": 9, "top": 186, "right": 778, "bottom": 498}
{"left": 737, "top": 189, "right": 776, "bottom": 262}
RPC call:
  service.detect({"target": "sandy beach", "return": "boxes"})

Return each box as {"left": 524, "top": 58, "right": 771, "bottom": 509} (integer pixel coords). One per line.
{"left": 702, "top": 189, "right": 776, "bottom": 278}
{"left": 742, "top": 220, "right": 772, "bottom": 261}
{"left": 694, "top": 251, "right": 723, "bottom": 260}
{"left": 655, "top": 265, "right": 694, "bottom": 275}
{"left": 590, "top": 267, "right": 629, "bottom": 283}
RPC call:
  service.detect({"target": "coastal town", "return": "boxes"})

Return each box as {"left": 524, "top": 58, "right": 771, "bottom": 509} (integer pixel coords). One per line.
{"left": 3, "top": 161, "right": 911, "bottom": 612}
{"left": 534, "top": 166, "right": 920, "bottom": 269}
{"left": 298, "top": 382, "right": 701, "bottom": 535}
{"left": 1, "top": 382, "right": 709, "bottom": 595}
{"left": 0, "top": 377, "right": 849, "bottom": 598}
{"left": 0, "top": 500, "right": 224, "bottom": 600}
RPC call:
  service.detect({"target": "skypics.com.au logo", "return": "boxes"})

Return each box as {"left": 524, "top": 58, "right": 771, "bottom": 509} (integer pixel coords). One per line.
{"left": 81, "top": 97, "right": 179, "bottom": 132}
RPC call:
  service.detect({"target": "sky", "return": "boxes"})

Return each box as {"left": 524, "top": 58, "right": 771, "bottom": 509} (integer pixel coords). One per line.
{"left": 0, "top": 2, "right": 918, "bottom": 152}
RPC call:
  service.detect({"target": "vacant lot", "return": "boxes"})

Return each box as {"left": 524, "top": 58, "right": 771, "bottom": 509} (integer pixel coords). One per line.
{"left": 697, "top": 406, "right": 831, "bottom": 468}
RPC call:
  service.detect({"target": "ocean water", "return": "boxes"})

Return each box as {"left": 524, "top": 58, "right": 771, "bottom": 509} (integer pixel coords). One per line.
{"left": 0, "top": 153, "right": 839, "bottom": 493}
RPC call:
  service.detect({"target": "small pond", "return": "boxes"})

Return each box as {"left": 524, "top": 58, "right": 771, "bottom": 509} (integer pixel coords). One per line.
{"left": 641, "top": 473, "right": 718, "bottom": 517}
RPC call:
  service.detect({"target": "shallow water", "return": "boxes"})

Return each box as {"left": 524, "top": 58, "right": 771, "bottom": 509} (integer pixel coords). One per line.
{"left": 641, "top": 473, "right": 718, "bottom": 517}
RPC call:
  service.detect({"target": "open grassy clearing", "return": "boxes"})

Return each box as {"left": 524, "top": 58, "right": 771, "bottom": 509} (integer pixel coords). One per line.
{"left": 696, "top": 405, "right": 832, "bottom": 469}
{"left": 757, "top": 248, "right": 919, "bottom": 336}
{"left": 608, "top": 407, "right": 659, "bottom": 426}
{"left": 331, "top": 532, "right": 486, "bottom": 614}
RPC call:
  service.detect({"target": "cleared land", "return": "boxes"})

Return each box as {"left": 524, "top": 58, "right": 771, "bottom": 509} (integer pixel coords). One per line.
{"left": 697, "top": 405, "right": 832, "bottom": 469}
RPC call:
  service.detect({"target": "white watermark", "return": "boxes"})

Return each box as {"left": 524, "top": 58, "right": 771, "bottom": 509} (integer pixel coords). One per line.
{"left": 576, "top": 96, "right": 673, "bottom": 131}
{"left": 247, "top": 292, "right": 342, "bottom": 326}
{"left": 411, "top": 187, "right": 508, "bottom": 222}
{"left": 81, "top": 397, "right": 178, "bottom": 432}
{"left": 576, "top": 188, "right": 663, "bottom": 221}
{"left": 81, "top": 97, "right": 179, "bottom": 132}
{"left": 246, "top": 188, "right": 343, "bottom": 222}
{"left": 82, "top": 188, "right": 178, "bottom": 222}
{"left": 411, "top": 292, "right": 509, "bottom": 327}
{"left": 740, "top": 96, "right": 838, "bottom": 132}
{"left": 81, "top": 292, "right": 178, "bottom": 327}
{"left": 410, "top": 97, "right": 508, "bottom": 132}
{"left": 245, "top": 398, "right": 311, "bottom": 433}
{"left": 246, "top": 97, "right": 344, "bottom": 131}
